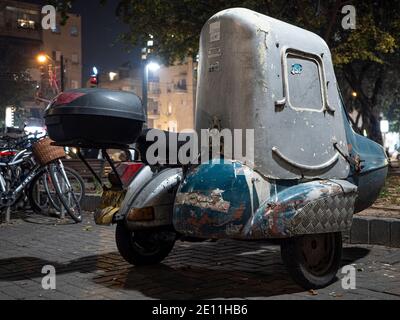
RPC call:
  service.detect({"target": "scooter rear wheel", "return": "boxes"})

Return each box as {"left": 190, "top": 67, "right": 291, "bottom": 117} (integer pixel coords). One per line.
{"left": 115, "top": 223, "right": 176, "bottom": 266}
{"left": 281, "top": 232, "right": 342, "bottom": 290}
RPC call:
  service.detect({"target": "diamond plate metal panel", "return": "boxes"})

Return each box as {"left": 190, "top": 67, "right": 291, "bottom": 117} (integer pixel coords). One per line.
{"left": 287, "top": 193, "right": 357, "bottom": 235}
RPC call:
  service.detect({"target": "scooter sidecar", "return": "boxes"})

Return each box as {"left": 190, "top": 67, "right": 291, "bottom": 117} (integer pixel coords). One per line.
{"left": 49, "top": 8, "right": 388, "bottom": 290}
{"left": 170, "top": 8, "right": 388, "bottom": 289}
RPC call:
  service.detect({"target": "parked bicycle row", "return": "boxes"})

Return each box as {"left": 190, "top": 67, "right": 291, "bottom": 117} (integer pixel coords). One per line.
{"left": 0, "top": 130, "right": 84, "bottom": 223}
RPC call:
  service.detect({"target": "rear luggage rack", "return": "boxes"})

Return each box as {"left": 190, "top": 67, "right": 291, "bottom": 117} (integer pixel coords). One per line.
{"left": 75, "top": 148, "right": 128, "bottom": 192}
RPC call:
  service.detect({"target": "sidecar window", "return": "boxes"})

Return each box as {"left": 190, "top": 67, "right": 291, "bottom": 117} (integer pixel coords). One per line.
{"left": 286, "top": 53, "right": 324, "bottom": 112}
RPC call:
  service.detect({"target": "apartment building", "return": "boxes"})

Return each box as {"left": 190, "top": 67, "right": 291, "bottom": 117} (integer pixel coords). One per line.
{"left": 41, "top": 12, "right": 82, "bottom": 90}
{"left": 0, "top": 0, "right": 82, "bottom": 122}
{"left": 99, "top": 58, "right": 196, "bottom": 131}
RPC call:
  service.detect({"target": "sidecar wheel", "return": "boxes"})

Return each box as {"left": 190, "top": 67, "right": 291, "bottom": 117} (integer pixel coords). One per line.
{"left": 281, "top": 232, "right": 342, "bottom": 290}
{"left": 115, "top": 223, "right": 176, "bottom": 266}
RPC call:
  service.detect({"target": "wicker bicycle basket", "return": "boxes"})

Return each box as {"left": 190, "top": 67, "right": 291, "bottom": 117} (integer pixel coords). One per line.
{"left": 32, "top": 137, "right": 66, "bottom": 166}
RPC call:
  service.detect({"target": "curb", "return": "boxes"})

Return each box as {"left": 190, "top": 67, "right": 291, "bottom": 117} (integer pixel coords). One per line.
{"left": 349, "top": 216, "right": 400, "bottom": 248}
{"left": 80, "top": 195, "right": 400, "bottom": 248}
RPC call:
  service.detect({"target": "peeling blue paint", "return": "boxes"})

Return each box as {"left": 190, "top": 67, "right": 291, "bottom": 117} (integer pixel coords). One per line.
{"left": 174, "top": 159, "right": 252, "bottom": 238}
{"left": 173, "top": 159, "right": 357, "bottom": 239}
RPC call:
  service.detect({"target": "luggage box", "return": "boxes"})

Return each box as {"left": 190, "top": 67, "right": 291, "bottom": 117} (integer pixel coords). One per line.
{"left": 44, "top": 89, "right": 145, "bottom": 148}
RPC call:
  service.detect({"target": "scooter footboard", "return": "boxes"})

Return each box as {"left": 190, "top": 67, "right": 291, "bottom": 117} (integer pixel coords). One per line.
{"left": 246, "top": 180, "right": 358, "bottom": 238}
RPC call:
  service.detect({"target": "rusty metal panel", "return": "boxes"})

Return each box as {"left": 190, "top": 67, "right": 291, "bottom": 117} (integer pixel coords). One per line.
{"left": 196, "top": 8, "right": 350, "bottom": 180}
{"left": 173, "top": 160, "right": 357, "bottom": 239}
{"left": 174, "top": 160, "right": 270, "bottom": 239}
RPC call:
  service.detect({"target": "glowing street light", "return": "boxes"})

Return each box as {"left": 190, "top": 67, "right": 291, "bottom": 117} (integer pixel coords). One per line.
{"left": 351, "top": 91, "right": 358, "bottom": 98}
{"left": 36, "top": 52, "right": 65, "bottom": 92}
{"left": 109, "top": 72, "right": 118, "bottom": 81}
{"left": 37, "top": 53, "right": 48, "bottom": 64}
{"left": 142, "top": 61, "right": 161, "bottom": 125}
{"left": 147, "top": 61, "right": 160, "bottom": 72}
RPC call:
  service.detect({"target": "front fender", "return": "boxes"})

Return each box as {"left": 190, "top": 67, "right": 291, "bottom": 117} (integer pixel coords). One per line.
{"left": 245, "top": 179, "right": 358, "bottom": 238}
{"left": 124, "top": 168, "right": 183, "bottom": 230}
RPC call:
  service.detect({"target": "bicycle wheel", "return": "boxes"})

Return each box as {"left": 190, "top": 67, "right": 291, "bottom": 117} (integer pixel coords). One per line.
{"left": 29, "top": 167, "right": 85, "bottom": 216}
{"left": 28, "top": 169, "right": 58, "bottom": 216}
{"left": 48, "top": 160, "right": 83, "bottom": 223}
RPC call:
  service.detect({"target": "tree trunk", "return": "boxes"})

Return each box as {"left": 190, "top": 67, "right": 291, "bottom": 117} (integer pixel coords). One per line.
{"left": 364, "top": 110, "right": 383, "bottom": 145}
{"left": 343, "top": 64, "right": 384, "bottom": 145}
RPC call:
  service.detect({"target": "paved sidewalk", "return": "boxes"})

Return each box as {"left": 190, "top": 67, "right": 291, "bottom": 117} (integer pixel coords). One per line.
{"left": 0, "top": 212, "right": 399, "bottom": 300}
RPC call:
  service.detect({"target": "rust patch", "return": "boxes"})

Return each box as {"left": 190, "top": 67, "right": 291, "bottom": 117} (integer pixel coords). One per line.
{"left": 233, "top": 204, "right": 246, "bottom": 220}
{"left": 175, "top": 189, "right": 230, "bottom": 213}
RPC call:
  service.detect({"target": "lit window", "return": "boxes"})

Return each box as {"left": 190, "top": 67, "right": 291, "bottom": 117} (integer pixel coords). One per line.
{"left": 17, "top": 19, "right": 35, "bottom": 29}
{"left": 109, "top": 72, "right": 118, "bottom": 81}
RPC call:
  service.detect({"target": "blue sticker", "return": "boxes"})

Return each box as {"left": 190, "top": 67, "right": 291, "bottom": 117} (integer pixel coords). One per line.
{"left": 291, "top": 63, "right": 303, "bottom": 75}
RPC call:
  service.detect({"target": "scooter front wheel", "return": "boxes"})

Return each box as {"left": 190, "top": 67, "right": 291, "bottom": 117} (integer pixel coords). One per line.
{"left": 115, "top": 223, "right": 176, "bottom": 266}
{"left": 281, "top": 232, "right": 342, "bottom": 290}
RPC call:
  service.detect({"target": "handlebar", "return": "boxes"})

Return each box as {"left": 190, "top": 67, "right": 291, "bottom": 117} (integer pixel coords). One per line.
{"left": 0, "top": 132, "right": 45, "bottom": 150}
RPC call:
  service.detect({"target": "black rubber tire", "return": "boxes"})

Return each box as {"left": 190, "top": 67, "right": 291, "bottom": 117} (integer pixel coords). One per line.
{"left": 281, "top": 232, "right": 342, "bottom": 290}
{"left": 48, "top": 162, "right": 82, "bottom": 223}
{"left": 115, "top": 223, "right": 176, "bottom": 266}
{"left": 28, "top": 168, "right": 55, "bottom": 216}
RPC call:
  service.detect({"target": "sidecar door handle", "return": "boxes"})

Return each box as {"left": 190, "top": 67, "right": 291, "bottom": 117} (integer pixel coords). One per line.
{"left": 272, "top": 146, "right": 339, "bottom": 171}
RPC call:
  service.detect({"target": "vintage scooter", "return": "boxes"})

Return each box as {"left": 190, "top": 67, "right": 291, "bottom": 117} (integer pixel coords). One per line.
{"left": 44, "top": 8, "right": 388, "bottom": 289}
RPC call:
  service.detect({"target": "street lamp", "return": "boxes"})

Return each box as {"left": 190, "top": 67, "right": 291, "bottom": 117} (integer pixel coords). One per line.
{"left": 89, "top": 66, "right": 100, "bottom": 88}
{"left": 147, "top": 62, "right": 160, "bottom": 72}
{"left": 36, "top": 52, "right": 65, "bottom": 92}
{"left": 37, "top": 54, "right": 48, "bottom": 64}
{"left": 142, "top": 61, "right": 160, "bottom": 125}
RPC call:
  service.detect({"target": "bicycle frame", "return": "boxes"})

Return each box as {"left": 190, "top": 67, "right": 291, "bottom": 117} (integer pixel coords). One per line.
{"left": 0, "top": 148, "right": 31, "bottom": 193}
{"left": 0, "top": 149, "right": 44, "bottom": 208}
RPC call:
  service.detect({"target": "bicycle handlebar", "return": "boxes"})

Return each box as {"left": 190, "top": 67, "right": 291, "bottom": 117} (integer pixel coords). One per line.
{"left": 0, "top": 132, "right": 45, "bottom": 150}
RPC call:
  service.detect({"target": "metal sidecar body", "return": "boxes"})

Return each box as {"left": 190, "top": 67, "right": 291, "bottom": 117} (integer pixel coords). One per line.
{"left": 173, "top": 8, "right": 388, "bottom": 241}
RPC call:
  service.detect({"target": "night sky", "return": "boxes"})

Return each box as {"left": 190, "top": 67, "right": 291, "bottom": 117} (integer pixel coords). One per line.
{"left": 23, "top": 0, "right": 141, "bottom": 80}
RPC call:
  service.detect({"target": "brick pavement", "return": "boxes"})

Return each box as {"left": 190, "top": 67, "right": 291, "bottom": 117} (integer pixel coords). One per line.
{"left": 0, "top": 211, "right": 399, "bottom": 300}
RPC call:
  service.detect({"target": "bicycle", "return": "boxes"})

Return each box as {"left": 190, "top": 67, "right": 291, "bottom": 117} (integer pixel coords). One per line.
{"left": 0, "top": 134, "right": 84, "bottom": 223}
{"left": 28, "top": 166, "right": 84, "bottom": 217}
